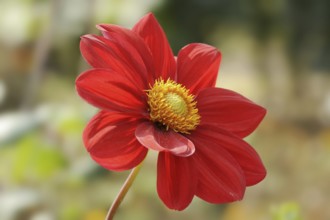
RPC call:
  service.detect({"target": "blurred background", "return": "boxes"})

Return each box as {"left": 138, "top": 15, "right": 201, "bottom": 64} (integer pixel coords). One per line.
{"left": 0, "top": 0, "right": 329, "bottom": 219}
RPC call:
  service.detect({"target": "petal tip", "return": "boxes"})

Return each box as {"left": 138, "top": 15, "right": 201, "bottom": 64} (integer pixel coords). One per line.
{"left": 246, "top": 167, "right": 267, "bottom": 186}
{"left": 142, "top": 12, "right": 156, "bottom": 20}
{"left": 80, "top": 35, "right": 91, "bottom": 41}
{"left": 256, "top": 105, "right": 267, "bottom": 124}
{"left": 96, "top": 24, "right": 106, "bottom": 31}
{"left": 261, "top": 106, "right": 267, "bottom": 117}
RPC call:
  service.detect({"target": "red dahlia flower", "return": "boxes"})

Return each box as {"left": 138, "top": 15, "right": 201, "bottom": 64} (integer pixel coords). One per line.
{"left": 76, "top": 13, "right": 266, "bottom": 210}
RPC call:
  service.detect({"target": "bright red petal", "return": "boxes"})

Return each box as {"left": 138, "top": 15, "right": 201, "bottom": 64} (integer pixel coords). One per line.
{"left": 191, "top": 124, "right": 266, "bottom": 186}
{"left": 76, "top": 69, "right": 147, "bottom": 115}
{"left": 177, "top": 43, "right": 221, "bottom": 94}
{"left": 80, "top": 34, "right": 149, "bottom": 90}
{"left": 189, "top": 134, "right": 245, "bottom": 203}
{"left": 97, "top": 24, "right": 155, "bottom": 83}
{"left": 135, "top": 122, "right": 195, "bottom": 157}
{"left": 133, "top": 13, "right": 176, "bottom": 81}
{"left": 157, "top": 152, "right": 197, "bottom": 210}
{"left": 197, "top": 87, "right": 266, "bottom": 138}
{"left": 83, "top": 110, "right": 147, "bottom": 171}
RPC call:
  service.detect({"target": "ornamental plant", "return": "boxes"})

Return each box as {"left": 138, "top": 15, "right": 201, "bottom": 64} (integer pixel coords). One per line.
{"left": 76, "top": 13, "right": 266, "bottom": 219}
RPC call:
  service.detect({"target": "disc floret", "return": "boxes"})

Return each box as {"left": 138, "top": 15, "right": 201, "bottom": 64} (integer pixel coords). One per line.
{"left": 147, "top": 78, "right": 200, "bottom": 134}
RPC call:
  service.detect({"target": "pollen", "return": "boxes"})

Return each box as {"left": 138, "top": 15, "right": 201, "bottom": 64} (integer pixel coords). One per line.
{"left": 146, "top": 78, "right": 200, "bottom": 134}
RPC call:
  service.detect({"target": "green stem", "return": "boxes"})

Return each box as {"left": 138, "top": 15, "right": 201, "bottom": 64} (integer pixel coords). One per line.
{"left": 105, "top": 163, "right": 143, "bottom": 220}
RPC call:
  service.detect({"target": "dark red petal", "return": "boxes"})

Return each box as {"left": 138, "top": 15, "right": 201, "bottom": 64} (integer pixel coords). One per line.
{"left": 197, "top": 87, "right": 266, "bottom": 138}
{"left": 97, "top": 24, "right": 155, "bottom": 83}
{"left": 191, "top": 124, "right": 266, "bottom": 186}
{"left": 80, "top": 34, "right": 149, "bottom": 90}
{"left": 177, "top": 43, "right": 221, "bottom": 94}
{"left": 189, "top": 134, "right": 246, "bottom": 203}
{"left": 76, "top": 69, "right": 147, "bottom": 115}
{"left": 83, "top": 110, "right": 147, "bottom": 171}
{"left": 157, "top": 152, "right": 197, "bottom": 210}
{"left": 135, "top": 122, "right": 195, "bottom": 157}
{"left": 133, "top": 13, "right": 176, "bottom": 81}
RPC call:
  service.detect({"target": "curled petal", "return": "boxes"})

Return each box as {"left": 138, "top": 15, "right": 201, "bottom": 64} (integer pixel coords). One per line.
{"left": 191, "top": 124, "right": 266, "bottom": 186}
{"left": 157, "top": 152, "right": 197, "bottom": 210}
{"left": 83, "top": 111, "right": 147, "bottom": 171}
{"left": 197, "top": 87, "right": 266, "bottom": 138}
{"left": 189, "top": 134, "right": 246, "bottom": 203}
{"left": 135, "top": 122, "right": 195, "bottom": 157}
{"left": 133, "top": 13, "right": 176, "bottom": 81}
{"left": 76, "top": 68, "right": 147, "bottom": 115}
{"left": 177, "top": 43, "right": 221, "bottom": 94}
{"left": 97, "top": 24, "right": 155, "bottom": 83}
{"left": 80, "top": 35, "right": 149, "bottom": 90}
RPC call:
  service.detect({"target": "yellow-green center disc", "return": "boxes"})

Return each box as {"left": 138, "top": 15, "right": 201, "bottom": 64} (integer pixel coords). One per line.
{"left": 147, "top": 78, "right": 200, "bottom": 134}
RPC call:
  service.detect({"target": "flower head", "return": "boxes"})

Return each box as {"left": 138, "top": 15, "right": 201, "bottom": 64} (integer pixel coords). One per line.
{"left": 76, "top": 13, "right": 266, "bottom": 210}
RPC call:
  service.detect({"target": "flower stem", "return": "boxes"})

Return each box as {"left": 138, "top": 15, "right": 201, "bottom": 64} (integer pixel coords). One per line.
{"left": 106, "top": 163, "right": 143, "bottom": 220}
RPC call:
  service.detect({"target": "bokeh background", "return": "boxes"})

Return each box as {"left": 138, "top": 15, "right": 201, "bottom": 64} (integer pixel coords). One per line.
{"left": 1, "top": 0, "right": 330, "bottom": 219}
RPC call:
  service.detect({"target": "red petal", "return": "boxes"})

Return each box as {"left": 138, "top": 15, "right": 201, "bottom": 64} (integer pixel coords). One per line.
{"left": 191, "top": 124, "right": 266, "bottom": 186}
{"left": 157, "top": 152, "right": 197, "bottom": 210}
{"left": 80, "top": 34, "right": 149, "bottom": 90}
{"left": 133, "top": 13, "right": 176, "bottom": 81}
{"left": 97, "top": 24, "right": 155, "bottom": 83}
{"left": 76, "top": 69, "right": 147, "bottom": 115}
{"left": 135, "top": 122, "right": 195, "bottom": 157}
{"left": 83, "top": 110, "right": 147, "bottom": 171}
{"left": 197, "top": 87, "right": 266, "bottom": 138}
{"left": 177, "top": 43, "right": 221, "bottom": 94}
{"left": 189, "top": 133, "right": 246, "bottom": 203}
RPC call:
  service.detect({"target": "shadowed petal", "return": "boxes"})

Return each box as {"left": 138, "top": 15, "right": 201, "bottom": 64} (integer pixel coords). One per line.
{"left": 189, "top": 134, "right": 246, "bottom": 203}
{"left": 157, "top": 152, "right": 197, "bottom": 210}
{"left": 76, "top": 69, "right": 147, "bottom": 115}
{"left": 191, "top": 124, "right": 266, "bottom": 186}
{"left": 83, "top": 110, "right": 147, "bottom": 171}
{"left": 133, "top": 13, "right": 176, "bottom": 81}
{"left": 135, "top": 122, "right": 195, "bottom": 157}
{"left": 177, "top": 43, "right": 221, "bottom": 94}
{"left": 90, "top": 151, "right": 146, "bottom": 172}
{"left": 197, "top": 87, "right": 266, "bottom": 138}
{"left": 80, "top": 34, "right": 149, "bottom": 90}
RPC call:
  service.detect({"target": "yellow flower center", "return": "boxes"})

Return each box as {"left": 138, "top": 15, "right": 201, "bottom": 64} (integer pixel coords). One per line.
{"left": 147, "top": 78, "right": 200, "bottom": 134}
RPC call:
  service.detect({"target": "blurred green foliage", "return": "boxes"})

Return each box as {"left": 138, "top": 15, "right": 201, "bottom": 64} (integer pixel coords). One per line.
{"left": 1, "top": 133, "right": 67, "bottom": 182}
{"left": 272, "top": 202, "right": 303, "bottom": 220}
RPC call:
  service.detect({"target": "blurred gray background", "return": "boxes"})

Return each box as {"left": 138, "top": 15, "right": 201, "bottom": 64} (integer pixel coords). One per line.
{"left": 0, "top": 0, "right": 329, "bottom": 219}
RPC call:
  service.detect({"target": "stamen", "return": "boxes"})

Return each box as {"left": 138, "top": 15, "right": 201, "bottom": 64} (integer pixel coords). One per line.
{"left": 146, "top": 78, "right": 200, "bottom": 134}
